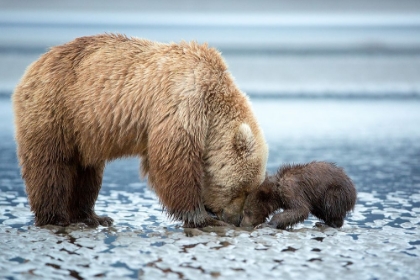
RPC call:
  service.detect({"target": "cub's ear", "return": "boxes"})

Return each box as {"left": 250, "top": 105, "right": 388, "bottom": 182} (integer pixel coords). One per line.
{"left": 234, "top": 123, "right": 255, "bottom": 156}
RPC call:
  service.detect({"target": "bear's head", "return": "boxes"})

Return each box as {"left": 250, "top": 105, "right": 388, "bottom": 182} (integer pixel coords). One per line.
{"left": 202, "top": 123, "right": 268, "bottom": 226}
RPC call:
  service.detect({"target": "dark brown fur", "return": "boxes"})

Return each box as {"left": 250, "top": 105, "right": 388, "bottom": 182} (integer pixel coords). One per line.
{"left": 240, "top": 161, "right": 357, "bottom": 229}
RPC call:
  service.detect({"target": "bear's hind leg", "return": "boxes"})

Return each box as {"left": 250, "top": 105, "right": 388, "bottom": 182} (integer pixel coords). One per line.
{"left": 69, "top": 162, "right": 113, "bottom": 227}
{"left": 23, "top": 159, "right": 76, "bottom": 227}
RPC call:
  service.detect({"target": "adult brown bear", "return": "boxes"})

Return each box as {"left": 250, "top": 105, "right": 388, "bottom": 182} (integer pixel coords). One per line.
{"left": 12, "top": 34, "right": 268, "bottom": 228}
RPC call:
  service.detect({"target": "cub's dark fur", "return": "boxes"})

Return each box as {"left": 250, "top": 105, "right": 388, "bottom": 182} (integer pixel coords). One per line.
{"left": 240, "top": 161, "right": 357, "bottom": 229}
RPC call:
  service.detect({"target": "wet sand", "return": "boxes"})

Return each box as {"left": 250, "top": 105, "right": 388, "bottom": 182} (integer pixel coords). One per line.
{"left": 1, "top": 98, "right": 419, "bottom": 279}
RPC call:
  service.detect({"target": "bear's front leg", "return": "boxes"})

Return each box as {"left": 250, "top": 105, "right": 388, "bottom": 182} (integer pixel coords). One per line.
{"left": 147, "top": 108, "right": 231, "bottom": 227}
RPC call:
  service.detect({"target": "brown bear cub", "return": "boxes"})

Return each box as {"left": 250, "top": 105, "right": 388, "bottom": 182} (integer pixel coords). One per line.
{"left": 12, "top": 34, "right": 268, "bottom": 228}
{"left": 240, "top": 161, "right": 356, "bottom": 229}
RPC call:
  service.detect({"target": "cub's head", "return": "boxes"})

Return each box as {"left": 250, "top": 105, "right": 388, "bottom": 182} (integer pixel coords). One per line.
{"left": 240, "top": 176, "right": 275, "bottom": 227}
{"left": 202, "top": 123, "right": 268, "bottom": 226}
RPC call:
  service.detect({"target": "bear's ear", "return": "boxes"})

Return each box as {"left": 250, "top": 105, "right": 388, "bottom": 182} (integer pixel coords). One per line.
{"left": 234, "top": 123, "right": 255, "bottom": 156}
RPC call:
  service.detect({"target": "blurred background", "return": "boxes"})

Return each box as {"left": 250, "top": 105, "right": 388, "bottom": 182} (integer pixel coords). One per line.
{"left": 1, "top": 0, "right": 420, "bottom": 98}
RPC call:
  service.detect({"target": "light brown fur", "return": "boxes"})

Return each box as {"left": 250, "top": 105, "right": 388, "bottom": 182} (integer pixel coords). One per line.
{"left": 12, "top": 34, "right": 268, "bottom": 227}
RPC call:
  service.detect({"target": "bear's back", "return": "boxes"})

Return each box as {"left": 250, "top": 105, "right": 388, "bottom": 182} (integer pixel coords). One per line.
{"left": 13, "top": 34, "right": 251, "bottom": 162}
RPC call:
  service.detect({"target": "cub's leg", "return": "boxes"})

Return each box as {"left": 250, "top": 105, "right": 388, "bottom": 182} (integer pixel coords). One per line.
{"left": 311, "top": 205, "right": 344, "bottom": 228}
{"left": 69, "top": 162, "right": 113, "bottom": 226}
{"left": 314, "top": 186, "right": 349, "bottom": 228}
{"left": 325, "top": 218, "right": 344, "bottom": 228}
{"left": 267, "top": 207, "right": 310, "bottom": 229}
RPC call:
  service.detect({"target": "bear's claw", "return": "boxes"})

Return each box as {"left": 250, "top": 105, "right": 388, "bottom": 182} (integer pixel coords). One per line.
{"left": 183, "top": 217, "right": 234, "bottom": 228}
{"left": 71, "top": 214, "right": 113, "bottom": 227}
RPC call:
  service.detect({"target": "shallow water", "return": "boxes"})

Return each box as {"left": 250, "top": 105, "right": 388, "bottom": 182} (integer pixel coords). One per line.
{"left": 1, "top": 98, "right": 420, "bottom": 279}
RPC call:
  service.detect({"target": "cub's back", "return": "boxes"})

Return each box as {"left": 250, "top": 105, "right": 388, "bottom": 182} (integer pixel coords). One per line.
{"left": 275, "top": 161, "right": 354, "bottom": 199}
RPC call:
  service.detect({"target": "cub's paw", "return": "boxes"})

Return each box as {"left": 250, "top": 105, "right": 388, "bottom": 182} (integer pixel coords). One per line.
{"left": 325, "top": 219, "right": 344, "bottom": 228}
{"left": 315, "top": 222, "right": 327, "bottom": 228}
{"left": 255, "top": 223, "right": 270, "bottom": 229}
{"left": 267, "top": 221, "right": 288, "bottom": 230}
